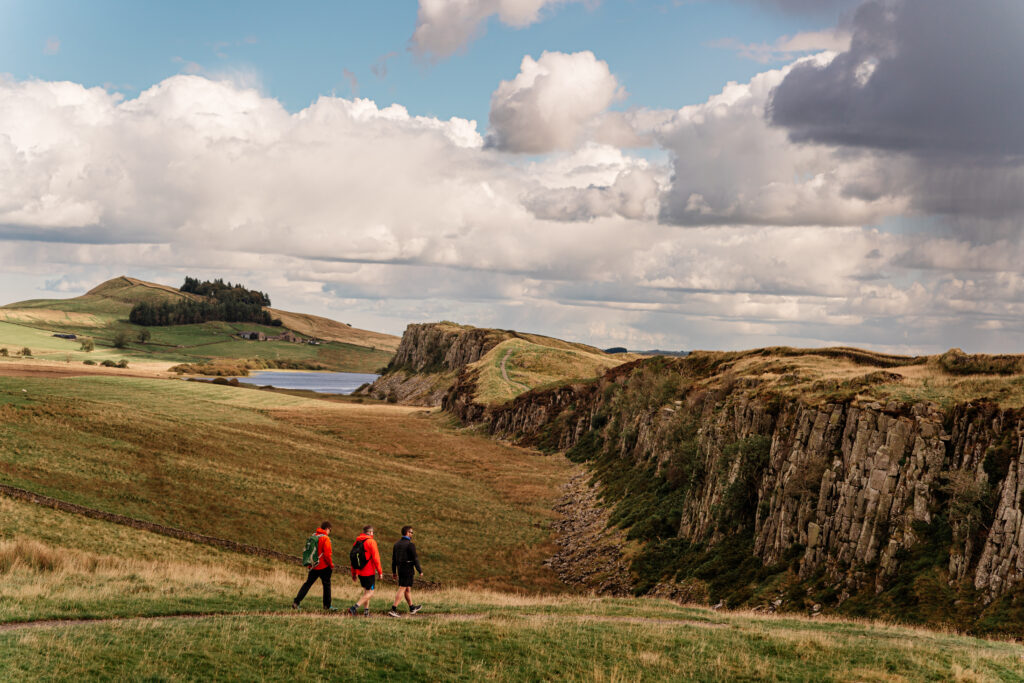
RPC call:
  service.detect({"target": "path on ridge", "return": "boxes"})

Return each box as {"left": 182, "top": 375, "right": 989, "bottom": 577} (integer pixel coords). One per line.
{"left": 500, "top": 349, "right": 529, "bottom": 392}
{"left": 0, "top": 611, "right": 724, "bottom": 633}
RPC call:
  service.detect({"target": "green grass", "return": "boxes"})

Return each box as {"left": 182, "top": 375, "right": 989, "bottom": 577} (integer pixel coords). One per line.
{"left": 0, "top": 322, "right": 124, "bottom": 363}
{"left": 2, "top": 606, "right": 1022, "bottom": 681}
{"left": 0, "top": 317, "right": 391, "bottom": 372}
{"left": 0, "top": 374, "right": 571, "bottom": 590}
{"left": 1, "top": 282, "right": 393, "bottom": 374}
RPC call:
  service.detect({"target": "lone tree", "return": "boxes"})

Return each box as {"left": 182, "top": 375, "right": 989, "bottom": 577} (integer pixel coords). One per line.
{"left": 112, "top": 331, "right": 130, "bottom": 349}
{"left": 137, "top": 329, "right": 151, "bottom": 344}
{"left": 79, "top": 337, "right": 95, "bottom": 352}
{"left": 0, "top": 348, "right": 7, "bottom": 357}
{"left": 20, "top": 347, "right": 31, "bottom": 357}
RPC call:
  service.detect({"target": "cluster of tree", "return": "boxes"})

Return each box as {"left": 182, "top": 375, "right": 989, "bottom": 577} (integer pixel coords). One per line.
{"left": 180, "top": 277, "right": 271, "bottom": 307}
{"left": 129, "top": 300, "right": 280, "bottom": 327}
{"left": 129, "top": 278, "right": 280, "bottom": 327}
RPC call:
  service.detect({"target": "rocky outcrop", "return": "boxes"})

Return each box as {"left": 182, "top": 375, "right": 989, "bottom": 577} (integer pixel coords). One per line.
{"left": 546, "top": 472, "right": 632, "bottom": 596}
{"left": 360, "top": 323, "right": 510, "bottom": 405}
{"left": 388, "top": 323, "right": 504, "bottom": 374}
{"left": 446, "top": 355, "right": 1024, "bottom": 624}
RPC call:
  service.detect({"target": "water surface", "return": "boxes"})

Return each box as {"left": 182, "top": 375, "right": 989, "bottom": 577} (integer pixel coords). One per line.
{"left": 232, "top": 371, "right": 379, "bottom": 395}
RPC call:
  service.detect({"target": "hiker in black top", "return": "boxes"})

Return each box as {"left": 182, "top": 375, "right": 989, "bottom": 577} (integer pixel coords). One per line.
{"left": 388, "top": 525, "right": 424, "bottom": 617}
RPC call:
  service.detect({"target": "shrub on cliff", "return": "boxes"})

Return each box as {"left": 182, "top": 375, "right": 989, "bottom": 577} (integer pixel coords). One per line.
{"left": 938, "top": 348, "right": 1021, "bottom": 375}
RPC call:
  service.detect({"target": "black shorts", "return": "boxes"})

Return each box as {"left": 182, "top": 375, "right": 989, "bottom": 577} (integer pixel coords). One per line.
{"left": 397, "top": 567, "right": 415, "bottom": 587}
{"left": 358, "top": 574, "right": 376, "bottom": 590}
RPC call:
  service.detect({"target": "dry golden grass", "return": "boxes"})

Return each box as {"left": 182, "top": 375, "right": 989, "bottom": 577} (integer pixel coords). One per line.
{"left": 0, "top": 309, "right": 108, "bottom": 328}
{"left": 472, "top": 337, "right": 635, "bottom": 405}
{"left": 266, "top": 308, "right": 399, "bottom": 351}
{"left": 685, "top": 347, "right": 1024, "bottom": 408}
{"left": 0, "top": 374, "right": 572, "bottom": 591}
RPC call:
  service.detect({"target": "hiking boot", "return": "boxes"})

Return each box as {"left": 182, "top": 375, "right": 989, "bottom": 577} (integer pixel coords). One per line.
{"left": 291, "top": 602, "right": 300, "bottom": 610}
{"left": 409, "top": 604, "right": 423, "bottom": 614}
{"left": 325, "top": 606, "right": 338, "bottom": 612}
{"left": 348, "top": 605, "right": 358, "bottom": 616}
{"left": 362, "top": 609, "right": 371, "bottom": 617}
{"left": 388, "top": 608, "right": 401, "bottom": 618}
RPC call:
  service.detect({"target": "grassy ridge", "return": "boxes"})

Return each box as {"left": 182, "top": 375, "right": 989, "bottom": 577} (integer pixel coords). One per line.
{"left": 471, "top": 337, "right": 634, "bottom": 406}
{"left": 0, "top": 375, "right": 570, "bottom": 590}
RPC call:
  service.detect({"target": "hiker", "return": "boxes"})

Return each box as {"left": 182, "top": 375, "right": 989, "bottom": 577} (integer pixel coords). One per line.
{"left": 293, "top": 522, "right": 336, "bottom": 611}
{"left": 348, "top": 525, "right": 383, "bottom": 616}
{"left": 389, "top": 525, "right": 424, "bottom": 617}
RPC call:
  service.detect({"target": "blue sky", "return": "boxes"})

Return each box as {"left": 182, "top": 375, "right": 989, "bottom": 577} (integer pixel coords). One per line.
{"left": 1, "top": 1, "right": 837, "bottom": 125}
{"left": 1, "top": 0, "right": 1021, "bottom": 354}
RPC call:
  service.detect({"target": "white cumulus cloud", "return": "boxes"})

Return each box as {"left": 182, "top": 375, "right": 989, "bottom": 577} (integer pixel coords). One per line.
{"left": 412, "top": 0, "right": 584, "bottom": 59}
{"left": 487, "top": 51, "right": 625, "bottom": 153}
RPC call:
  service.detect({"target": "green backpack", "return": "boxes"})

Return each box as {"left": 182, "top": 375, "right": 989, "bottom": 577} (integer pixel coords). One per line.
{"left": 302, "top": 533, "right": 324, "bottom": 568}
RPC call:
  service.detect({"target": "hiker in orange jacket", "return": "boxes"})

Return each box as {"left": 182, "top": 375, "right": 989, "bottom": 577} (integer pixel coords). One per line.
{"left": 292, "top": 522, "right": 335, "bottom": 611}
{"left": 347, "top": 525, "right": 383, "bottom": 616}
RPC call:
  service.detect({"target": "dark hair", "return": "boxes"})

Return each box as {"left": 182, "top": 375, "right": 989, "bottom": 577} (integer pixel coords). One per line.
{"left": 363, "top": 525, "right": 374, "bottom": 534}
{"left": 401, "top": 525, "right": 413, "bottom": 536}
{"left": 321, "top": 521, "right": 332, "bottom": 530}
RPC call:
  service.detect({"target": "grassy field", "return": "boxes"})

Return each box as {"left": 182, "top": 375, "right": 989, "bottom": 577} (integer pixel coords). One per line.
{"left": 470, "top": 336, "right": 635, "bottom": 406}
{"left": 1, "top": 276, "right": 397, "bottom": 372}
{"left": 2, "top": 496, "right": 1022, "bottom": 681}
{"left": 3, "top": 371, "right": 1024, "bottom": 680}
{"left": 0, "top": 373, "right": 571, "bottom": 590}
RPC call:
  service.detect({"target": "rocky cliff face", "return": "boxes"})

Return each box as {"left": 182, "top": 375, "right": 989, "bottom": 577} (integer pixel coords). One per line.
{"left": 445, "top": 355, "right": 1024, "bottom": 632}
{"left": 360, "top": 323, "right": 509, "bottom": 405}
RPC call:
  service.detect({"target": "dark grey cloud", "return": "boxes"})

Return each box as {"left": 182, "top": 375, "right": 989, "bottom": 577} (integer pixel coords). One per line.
{"left": 769, "top": 0, "right": 1024, "bottom": 158}
{"left": 741, "top": 0, "right": 862, "bottom": 16}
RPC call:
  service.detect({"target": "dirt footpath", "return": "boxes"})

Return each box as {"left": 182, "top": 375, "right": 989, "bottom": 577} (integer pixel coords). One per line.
{"left": 0, "top": 358, "right": 176, "bottom": 380}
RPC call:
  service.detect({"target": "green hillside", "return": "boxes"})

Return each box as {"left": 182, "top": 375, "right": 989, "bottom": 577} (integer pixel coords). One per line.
{"left": 2, "top": 371, "right": 1022, "bottom": 681}
{"left": 0, "top": 276, "right": 396, "bottom": 372}
{"left": 0, "top": 374, "right": 569, "bottom": 590}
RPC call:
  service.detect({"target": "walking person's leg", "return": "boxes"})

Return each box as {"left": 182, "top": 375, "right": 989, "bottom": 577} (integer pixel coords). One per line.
{"left": 293, "top": 569, "right": 318, "bottom": 607}
{"left": 322, "top": 568, "right": 333, "bottom": 609}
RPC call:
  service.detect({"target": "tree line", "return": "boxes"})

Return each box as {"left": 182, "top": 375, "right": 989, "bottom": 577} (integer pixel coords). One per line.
{"left": 129, "top": 277, "right": 282, "bottom": 327}
{"left": 180, "top": 277, "right": 271, "bottom": 306}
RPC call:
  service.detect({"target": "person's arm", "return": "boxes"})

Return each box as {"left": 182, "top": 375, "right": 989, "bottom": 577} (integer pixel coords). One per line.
{"left": 325, "top": 536, "right": 333, "bottom": 568}
{"left": 371, "top": 539, "right": 383, "bottom": 576}
{"left": 391, "top": 543, "right": 398, "bottom": 576}
{"left": 410, "top": 542, "right": 423, "bottom": 574}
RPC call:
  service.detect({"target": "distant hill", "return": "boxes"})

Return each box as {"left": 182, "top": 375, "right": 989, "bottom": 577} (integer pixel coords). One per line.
{"left": 0, "top": 276, "right": 398, "bottom": 372}
{"left": 361, "top": 322, "right": 640, "bottom": 406}
{"left": 86, "top": 276, "right": 204, "bottom": 305}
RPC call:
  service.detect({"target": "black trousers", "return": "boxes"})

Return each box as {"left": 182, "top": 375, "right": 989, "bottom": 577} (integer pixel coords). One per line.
{"left": 294, "top": 567, "right": 332, "bottom": 608}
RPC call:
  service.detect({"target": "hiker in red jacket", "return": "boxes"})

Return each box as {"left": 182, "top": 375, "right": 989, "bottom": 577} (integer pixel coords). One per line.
{"left": 292, "top": 522, "right": 336, "bottom": 611}
{"left": 348, "top": 525, "right": 383, "bottom": 616}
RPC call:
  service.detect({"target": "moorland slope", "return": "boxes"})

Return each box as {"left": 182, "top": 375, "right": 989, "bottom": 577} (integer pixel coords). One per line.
{"left": 2, "top": 346, "right": 1024, "bottom": 679}
{"left": 0, "top": 276, "right": 397, "bottom": 373}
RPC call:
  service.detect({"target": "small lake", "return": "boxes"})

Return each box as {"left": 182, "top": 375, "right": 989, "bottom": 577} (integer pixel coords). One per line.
{"left": 231, "top": 371, "right": 379, "bottom": 395}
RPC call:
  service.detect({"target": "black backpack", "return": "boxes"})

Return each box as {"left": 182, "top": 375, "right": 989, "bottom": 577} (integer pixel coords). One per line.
{"left": 350, "top": 538, "right": 369, "bottom": 570}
